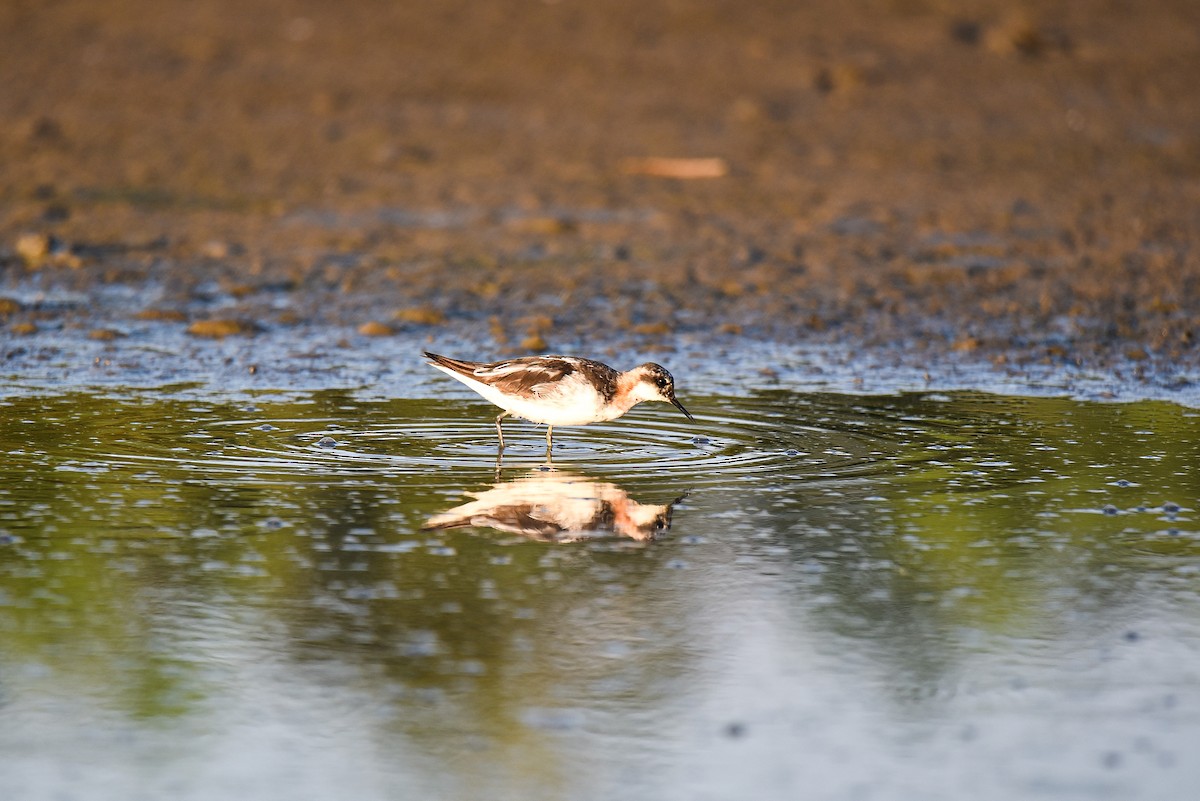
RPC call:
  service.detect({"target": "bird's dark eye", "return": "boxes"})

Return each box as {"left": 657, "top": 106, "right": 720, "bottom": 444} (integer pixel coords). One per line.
{"left": 656, "top": 377, "right": 667, "bottom": 388}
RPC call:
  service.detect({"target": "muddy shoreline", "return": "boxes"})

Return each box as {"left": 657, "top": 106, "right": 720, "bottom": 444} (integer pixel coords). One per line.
{"left": 3, "top": 0, "right": 1199, "bottom": 400}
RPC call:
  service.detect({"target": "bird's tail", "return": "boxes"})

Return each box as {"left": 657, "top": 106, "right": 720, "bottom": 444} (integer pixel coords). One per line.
{"left": 423, "top": 351, "right": 484, "bottom": 377}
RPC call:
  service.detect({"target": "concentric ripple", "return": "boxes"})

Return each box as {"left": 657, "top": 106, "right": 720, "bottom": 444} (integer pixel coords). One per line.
{"left": 4, "top": 390, "right": 960, "bottom": 491}
{"left": 68, "top": 393, "right": 913, "bottom": 490}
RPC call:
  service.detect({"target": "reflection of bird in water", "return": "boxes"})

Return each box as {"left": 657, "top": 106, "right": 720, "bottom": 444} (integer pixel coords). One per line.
{"left": 422, "top": 470, "right": 682, "bottom": 542}
{"left": 423, "top": 351, "right": 693, "bottom": 453}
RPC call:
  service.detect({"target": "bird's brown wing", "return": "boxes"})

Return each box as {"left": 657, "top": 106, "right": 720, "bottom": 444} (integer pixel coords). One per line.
{"left": 476, "top": 358, "right": 581, "bottom": 398}
{"left": 426, "top": 351, "right": 615, "bottom": 399}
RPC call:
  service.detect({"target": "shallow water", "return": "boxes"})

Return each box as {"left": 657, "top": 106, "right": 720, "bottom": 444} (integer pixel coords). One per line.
{"left": 1, "top": 389, "right": 1198, "bottom": 800}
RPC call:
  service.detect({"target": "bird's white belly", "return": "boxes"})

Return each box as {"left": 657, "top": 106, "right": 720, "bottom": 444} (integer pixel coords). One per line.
{"left": 434, "top": 365, "right": 627, "bottom": 426}
{"left": 482, "top": 382, "right": 611, "bottom": 426}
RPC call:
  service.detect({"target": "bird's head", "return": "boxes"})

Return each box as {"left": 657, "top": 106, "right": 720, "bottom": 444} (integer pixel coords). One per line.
{"left": 628, "top": 363, "right": 693, "bottom": 420}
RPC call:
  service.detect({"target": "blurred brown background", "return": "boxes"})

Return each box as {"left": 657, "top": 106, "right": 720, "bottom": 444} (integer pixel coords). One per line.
{"left": 2, "top": 0, "right": 1199, "bottom": 368}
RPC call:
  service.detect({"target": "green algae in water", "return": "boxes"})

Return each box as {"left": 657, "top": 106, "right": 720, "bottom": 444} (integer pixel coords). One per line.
{"left": 0, "top": 389, "right": 1198, "bottom": 800}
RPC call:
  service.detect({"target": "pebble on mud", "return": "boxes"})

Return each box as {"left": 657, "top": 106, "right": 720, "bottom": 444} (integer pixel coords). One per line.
{"left": 134, "top": 309, "right": 188, "bottom": 322}
{"left": 15, "top": 232, "right": 81, "bottom": 269}
{"left": 226, "top": 283, "right": 258, "bottom": 299}
{"left": 952, "top": 336, "right": 982, "bottom": 352}
{"left": 395, "top": 306, "right": 446, "bottom": 326}
{"left": 620, "top": 156, "right": 728, "bottom": 179}
{"left": 984, "top": 16, "right": 1072, "bottom": 57}
{"left": 521, "top": 334, "right": 548, "bottom": 351}
{"left": 88, "top": 328, "right": 124, "bottom": 341}
{"left": 358, "top": 320, "right": 395, "bottom": 336}
{"left": 633, "top": 322, "right": 672, "bottom": 336}
{"left": 316, "top": 436, "right": 338, "bottom": 448}
{"left": 0, "top": 297, "right": 21, "bottom": 316}
{"left": 9, "top": 322, "right": 37, "bottom": 335}
{"left": 187, "top": 319, "right": 258, "bottom": 338}
{"left": 506, "top": 216, "right": 576, "bottom": 235}
{"left": 201, "top": 240, "right": 236, "bottom": 259}
{"left": 15, "top": 232, "right": 51, "bottom": 267}
{"left": 812, "top": 62, "right": 873, "bottom": 94}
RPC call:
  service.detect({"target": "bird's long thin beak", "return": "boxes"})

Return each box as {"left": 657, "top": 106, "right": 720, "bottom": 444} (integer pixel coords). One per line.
{"left": 670, "top": 395, "right": 694, "bottom": 421}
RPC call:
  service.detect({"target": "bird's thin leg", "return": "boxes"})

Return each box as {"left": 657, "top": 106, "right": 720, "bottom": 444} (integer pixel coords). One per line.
{"left": 495, "top": 411, "right": 509, "bottom": 454}
{"left": 544, "top": 422, "right": 556, "bottom": 465}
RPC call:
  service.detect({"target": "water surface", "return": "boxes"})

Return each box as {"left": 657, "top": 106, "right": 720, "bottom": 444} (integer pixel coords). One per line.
{"left": 1, "top": 390, "right": 1198, "bottom": 800}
